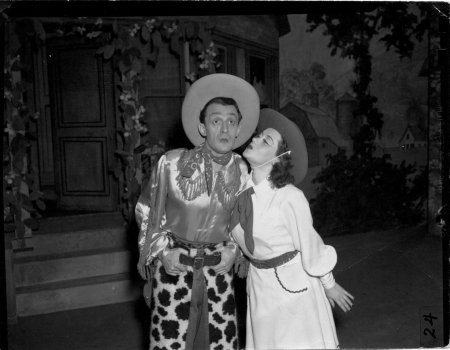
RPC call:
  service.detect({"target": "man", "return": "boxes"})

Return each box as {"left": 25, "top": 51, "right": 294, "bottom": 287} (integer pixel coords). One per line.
{"left": 135, "top": 73, "right": 260, "bottom": 350}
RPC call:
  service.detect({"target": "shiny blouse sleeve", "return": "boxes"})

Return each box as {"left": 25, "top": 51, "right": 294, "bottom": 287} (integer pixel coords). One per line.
{"left": 281, "top": 189, "right": 337, "bottom": 277}
{"left": 136, "top": 154, "right": 169, "bottom": 279}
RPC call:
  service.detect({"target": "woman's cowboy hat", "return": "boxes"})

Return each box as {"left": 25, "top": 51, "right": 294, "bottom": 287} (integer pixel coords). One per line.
{"left": 182, "top": 74, "right": 260, "bottom": 149}
{"left": 257, "top": 108, "right": 308, "bottom": 185}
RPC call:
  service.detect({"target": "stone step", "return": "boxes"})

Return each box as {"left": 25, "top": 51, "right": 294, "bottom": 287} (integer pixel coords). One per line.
{"left": 14, "top": 248, "right": 136, "bottom": 288}
{"left": 37, "top": 212, "right": 126, "bottom": 235}
{"left": 15, "top": 273, "right": 142, "bottom": 317}
{"left": 16, "top": 226, "right": 130, "bottom": 256}
{"left": 10, "top": 213, "right": 142, "bottom": 318}
{"left": 12, "top": 211, "right": 130, "bottom": 256}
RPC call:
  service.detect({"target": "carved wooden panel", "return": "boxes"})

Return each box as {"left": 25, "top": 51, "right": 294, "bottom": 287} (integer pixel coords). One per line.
{"left": 48, "top": 38, "right": 119, "bottom": 211}
{"left": 54, "top": 46, "right": 106, "bottom": 127}
{"left": 60, "top": 138, "right": 108, "bottom": 195}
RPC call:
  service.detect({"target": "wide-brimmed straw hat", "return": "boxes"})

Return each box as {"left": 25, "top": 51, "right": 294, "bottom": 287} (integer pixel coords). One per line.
{"left": 182, "top": 74, "right": 260, "bottom": 149}
{"left": 257, "top": 108, "right": 308, "bottom": 185}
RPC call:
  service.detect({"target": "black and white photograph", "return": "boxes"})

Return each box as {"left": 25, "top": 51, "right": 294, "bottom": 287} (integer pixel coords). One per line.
{"left": 1, "top": 2, "right": 448, "bottom": 350}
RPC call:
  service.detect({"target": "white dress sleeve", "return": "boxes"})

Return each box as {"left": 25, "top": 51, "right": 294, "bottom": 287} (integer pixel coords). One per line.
{"left": 281, "top": 188, "right": 337, "bottom": 278}
{"left": 319, "top": 272, "right": 336, "bottom": 289}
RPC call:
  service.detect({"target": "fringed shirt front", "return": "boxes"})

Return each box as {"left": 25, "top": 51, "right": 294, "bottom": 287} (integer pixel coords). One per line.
{"left": 136, "top": 145, "right": 248, "bottom": 274}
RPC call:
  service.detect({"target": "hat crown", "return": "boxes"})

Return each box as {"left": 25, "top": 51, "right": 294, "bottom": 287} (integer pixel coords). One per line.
{"left": 182, "top": 74, "right": 260, "bottom": 149}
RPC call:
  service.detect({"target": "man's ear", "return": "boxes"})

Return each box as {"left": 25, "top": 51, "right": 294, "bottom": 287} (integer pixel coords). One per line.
{"left": 198, "top": 123, "right": 206, "bottom": 137}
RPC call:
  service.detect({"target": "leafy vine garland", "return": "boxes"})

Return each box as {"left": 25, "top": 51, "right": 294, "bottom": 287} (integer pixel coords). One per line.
{"left": 3, "top": 14, "right": 222, "bottom": 244}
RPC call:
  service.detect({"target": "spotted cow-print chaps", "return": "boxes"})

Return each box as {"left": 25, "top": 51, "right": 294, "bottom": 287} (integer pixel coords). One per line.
{"left": 149, "top": 259, "right": 238, "bottom": 350}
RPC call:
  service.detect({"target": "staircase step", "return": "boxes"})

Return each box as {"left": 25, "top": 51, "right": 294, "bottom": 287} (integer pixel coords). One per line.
{"left": 28, "top": 226, "right": 130, "bottom": 256}
{"left": 16, "top": 273, "right": 142, "bottom": 317}
{"left": 37, "top": 212, "right": 126, "bottom": 235}
{"left": 11, "top": 213, "right": 142, "bottom": 318}
{"left": 14, "top": 248, "right": 136, "bottom": 288}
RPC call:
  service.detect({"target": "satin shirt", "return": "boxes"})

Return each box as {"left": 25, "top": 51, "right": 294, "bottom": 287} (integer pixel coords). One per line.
{"left": 136, "top": 147, "right": 249, "bottom": 269}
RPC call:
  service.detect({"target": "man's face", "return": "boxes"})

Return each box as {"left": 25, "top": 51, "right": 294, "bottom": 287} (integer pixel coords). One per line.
{"left": 198, "top": 103, "right": 242, "bottom": 156}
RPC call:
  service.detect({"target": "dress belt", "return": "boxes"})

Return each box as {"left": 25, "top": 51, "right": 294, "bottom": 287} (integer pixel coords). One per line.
{"left": 250, "top": 250, "right": 299, "bottom": 269}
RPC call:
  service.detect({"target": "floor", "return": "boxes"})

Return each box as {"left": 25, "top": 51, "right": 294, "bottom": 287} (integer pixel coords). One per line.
{"left": 6, "top": 225, "right": 447, "bottom": 350}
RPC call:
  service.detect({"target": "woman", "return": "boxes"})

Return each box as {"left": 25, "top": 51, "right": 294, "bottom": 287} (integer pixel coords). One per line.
{"left": 230, "top": 109, "right": 354, "bottom": 349}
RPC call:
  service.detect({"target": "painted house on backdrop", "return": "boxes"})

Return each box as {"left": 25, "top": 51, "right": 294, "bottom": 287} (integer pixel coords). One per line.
{"left": 374, "top": 131, "right": 403, "bottom": 155}
{"left": 397, "top": 125, "right": 427, "bottom": 165}
{"left": 374, "top": 125, "right": 427, "bottom": 166}
{"left": 280, "top": 84, "right": 352, "bottom": 167}
{"left": 5, "top": 15, "right": 289, "bottom": 325}
{"left": 399, "top": 125, "right": 427, "bottom": 149}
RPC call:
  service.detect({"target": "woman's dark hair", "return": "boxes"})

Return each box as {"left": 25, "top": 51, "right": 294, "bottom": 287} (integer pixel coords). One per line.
{"left": 269, "top": 137, "right": 294, "bottom": 189}
{"left": 199, "top": 97, "right": 242, "bottom": 124}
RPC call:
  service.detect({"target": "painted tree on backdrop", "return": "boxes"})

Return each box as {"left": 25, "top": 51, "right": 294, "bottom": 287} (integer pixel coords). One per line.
{"left": 280, "top": 63, "right": 336, "bottom": 117}
{"left": 306, "top": 3, "right": 430, "bottom": 234}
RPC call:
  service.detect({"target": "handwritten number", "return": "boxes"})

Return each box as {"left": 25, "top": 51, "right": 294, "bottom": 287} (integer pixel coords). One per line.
{"left": 422, "top": 313, "right": 438, "bottom": 326}
{"left": 424, "top": 328, "right": 437, "bottom": 339}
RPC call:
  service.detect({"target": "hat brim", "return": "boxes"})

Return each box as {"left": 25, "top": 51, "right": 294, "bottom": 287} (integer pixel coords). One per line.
{"left": 182, "top": 74, "right": 260, "bottom": 149}
{"left": 257, "top": 108, "right": 308, "bottom": 185}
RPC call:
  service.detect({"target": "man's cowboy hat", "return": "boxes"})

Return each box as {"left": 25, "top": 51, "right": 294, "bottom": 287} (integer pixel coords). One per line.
{"left": 257, "top": 108, "right": 308, "bottom": 185}
{"left": 182, "top": 74, "right": 260, "bottom": 149}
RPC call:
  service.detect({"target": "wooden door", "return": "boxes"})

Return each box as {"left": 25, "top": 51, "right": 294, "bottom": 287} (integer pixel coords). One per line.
{"left": 48, "top": 39, "right": 119, "bottom": 211}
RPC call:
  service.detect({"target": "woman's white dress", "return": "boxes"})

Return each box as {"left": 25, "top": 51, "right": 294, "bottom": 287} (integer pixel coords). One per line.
{"left": 231, "top": 178, "right": 339, "bottom": 349}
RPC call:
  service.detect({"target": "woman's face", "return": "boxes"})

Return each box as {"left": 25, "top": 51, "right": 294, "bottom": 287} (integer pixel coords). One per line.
{"left": 243, "top": 128, "right": 282, "bottom": 168}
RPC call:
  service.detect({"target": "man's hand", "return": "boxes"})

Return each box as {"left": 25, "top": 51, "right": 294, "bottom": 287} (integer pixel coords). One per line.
{"left": 159, "top": 248, "right": 187, "bottom": 276}
{"left": 324, "top": 282, "right": 354, "bottom": 312}
{"left": 210, "top": 246, "right": 238, "bottom": 275}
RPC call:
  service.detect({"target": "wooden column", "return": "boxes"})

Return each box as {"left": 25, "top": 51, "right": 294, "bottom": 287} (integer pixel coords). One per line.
{"left": 5, "top": 233, "right": 17, "bottom": 325}
{"left": 8, "top": 56, "right": 33, "bottom": 253}
{"left": 184, "top": 42, "right": 191, "bottom": 92}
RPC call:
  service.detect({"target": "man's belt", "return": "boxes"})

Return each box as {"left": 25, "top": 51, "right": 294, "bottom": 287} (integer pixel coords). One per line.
{"left": 167, "top": 231, "right": 225, "bottom": 251}
{"left": 179, "top": 252, "right": 221, "bottom": 269}
{"left": 250, "top": 250, "right": 299, "bottom": 269}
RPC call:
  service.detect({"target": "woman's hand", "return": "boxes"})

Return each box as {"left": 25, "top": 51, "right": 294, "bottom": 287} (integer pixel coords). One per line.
{"left": 324, "top": 283, "right": 354, "bottom": 312}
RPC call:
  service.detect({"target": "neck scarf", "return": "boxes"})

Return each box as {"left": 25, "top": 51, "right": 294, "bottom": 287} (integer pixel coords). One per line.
{"left": 202, "top": 143, "right": 232, "bottom": 194}
{"left": 230, "top": 187, "right": 255, "bottom": 254}
{"left": 180, "top": 143, "right": 232, "bottom": 195}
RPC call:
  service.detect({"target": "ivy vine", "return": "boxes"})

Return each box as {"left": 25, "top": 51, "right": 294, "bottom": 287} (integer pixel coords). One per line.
{"left": 4, "top": 49, "right": 49, "bottom": 245}
{"left": 3, "top": 13, "right": 222, "bottom": 242}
